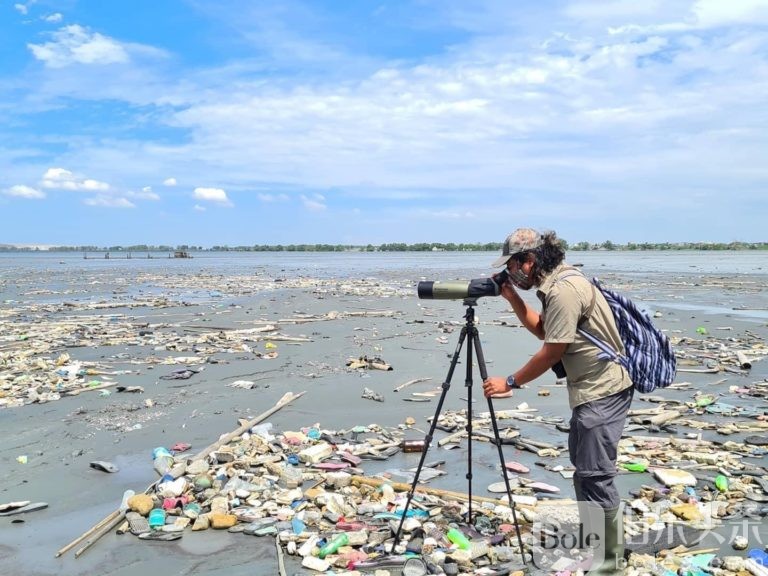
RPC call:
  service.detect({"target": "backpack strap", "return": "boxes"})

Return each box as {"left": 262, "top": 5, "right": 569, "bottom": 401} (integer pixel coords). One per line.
{"left": 555, "top": 270, "right": 626, "bottom": 368}
{"left": 554, "top": 267, "right": 597, "bottom": 327}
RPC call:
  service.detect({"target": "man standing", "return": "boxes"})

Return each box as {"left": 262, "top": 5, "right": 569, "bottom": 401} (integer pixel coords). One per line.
{"left": 482, "top": 228, "right": 632, "bottom": 574}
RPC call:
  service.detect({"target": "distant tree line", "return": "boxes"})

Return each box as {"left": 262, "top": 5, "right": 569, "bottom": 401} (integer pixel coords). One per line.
{"left": 568, "top": 241, "right": 768, "bottom": 251}
{"left": 1, "top": 241, "right": 767, "bottom": 252}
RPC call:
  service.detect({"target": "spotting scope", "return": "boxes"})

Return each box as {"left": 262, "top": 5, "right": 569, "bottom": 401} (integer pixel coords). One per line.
{"left": 417, "top": 270, "right": 508, "bottom": 300}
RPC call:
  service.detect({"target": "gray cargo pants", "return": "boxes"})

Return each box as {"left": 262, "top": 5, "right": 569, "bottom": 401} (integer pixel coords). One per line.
{"left": 568, "top": 386, "right": 633, "bottom": 509}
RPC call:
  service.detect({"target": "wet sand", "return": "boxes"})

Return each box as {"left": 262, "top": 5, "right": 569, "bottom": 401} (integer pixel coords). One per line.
{"left": 1, "top": 256, "right": 767, "bottom": 575}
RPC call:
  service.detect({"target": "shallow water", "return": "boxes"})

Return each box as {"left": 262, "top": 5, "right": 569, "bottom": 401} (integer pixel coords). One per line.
{"left": 1, "top": 251, "right": 767, "bottom": 575}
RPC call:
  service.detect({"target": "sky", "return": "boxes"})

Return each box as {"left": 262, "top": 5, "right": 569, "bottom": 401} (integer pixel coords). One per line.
{"left": 1, "top": 0, "right": 767, "bottom": 247}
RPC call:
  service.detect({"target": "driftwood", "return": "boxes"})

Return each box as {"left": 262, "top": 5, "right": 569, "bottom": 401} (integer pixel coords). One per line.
{"left": 736, "top": 351, "right": 752, "bottom": 369}
{"left": 393, "top": 377, "right": 432, "bottom": 392}
{"left": 63, "top": 381, "right": 119, "bottom": 396}
{"left": 350, "top": 475, "right": 509, "bottom": 506}
{"left": 632, "top": 410, "right": 681, "bottom": 426}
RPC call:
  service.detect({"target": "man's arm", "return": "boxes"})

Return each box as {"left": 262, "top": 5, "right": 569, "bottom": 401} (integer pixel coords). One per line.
{"left": 483, "top": 342, "right": 568, "bottom": 396}
{"left": 501, "top": 282, "right": 545, "bottom": 340}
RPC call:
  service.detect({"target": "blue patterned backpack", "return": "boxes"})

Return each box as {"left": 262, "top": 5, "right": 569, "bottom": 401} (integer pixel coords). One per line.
{"left": 576, "top": 277, "right": 677, "bottom": 393}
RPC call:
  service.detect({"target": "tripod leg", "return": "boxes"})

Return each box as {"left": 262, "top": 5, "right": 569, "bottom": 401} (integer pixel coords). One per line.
{"left": 391, "top": 325, "right": 468, "bottom": 551}
{"left": 465, "top": 323, "right": 474, "bottom": 522}
{"left": 471, "top": 332, "right": 528, "bottom": 565}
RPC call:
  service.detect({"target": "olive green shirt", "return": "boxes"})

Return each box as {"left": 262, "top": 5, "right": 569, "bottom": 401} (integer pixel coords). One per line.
{"left": 537, "top": 263, "right": 632, "bottom": 409}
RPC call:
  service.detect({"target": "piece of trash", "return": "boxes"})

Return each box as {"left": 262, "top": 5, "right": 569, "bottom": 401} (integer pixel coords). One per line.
{"left": 16, "top": 455, "right": 27, "bottom": 464}
{"left": 89, "top": 461, "right": 119, "bottom": 473}
{"left": 0, "top": 502, "right": 48, "bottom": 517}
{"left": 361, "top": 387, "right": 384, "bottom": 402}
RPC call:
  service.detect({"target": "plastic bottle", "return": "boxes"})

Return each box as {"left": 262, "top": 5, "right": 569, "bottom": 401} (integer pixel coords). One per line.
{"left": 148, "top": 508, "right": 166, "bottom": 529}
{"left": 153, "top": 454, "right": 175, "bottom": 476}
{"left": 152, "top": 447, "right": 175, "bottom": 476}
{"left": 318, "top": 533, "right": 349, "bottom": 559}
{"left": 446, "top": 527, "right": 471, "bottom": 550}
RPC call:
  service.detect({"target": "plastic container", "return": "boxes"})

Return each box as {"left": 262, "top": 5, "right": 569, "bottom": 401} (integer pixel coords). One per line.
{"left": 318, "top": 533, "right": 349, "bottom": 559}
{"left": 446, "top": 527, "right": 471, "bottom": 550}
{"left": 152, "top": 447, "right": 173, "bottom": 459}
{"left": 148, "top": 508, "right": 166, "bottom": 529}
{"left": 748, "top": 548, "right": 768, "bottom": 565}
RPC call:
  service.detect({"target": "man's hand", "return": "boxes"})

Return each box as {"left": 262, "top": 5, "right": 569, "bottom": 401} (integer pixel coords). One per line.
{"left": 483, "top": 376, "right": 515, "bottom": 398}
{"left": 493, "top": 271, "right": 517, "bottom": 302}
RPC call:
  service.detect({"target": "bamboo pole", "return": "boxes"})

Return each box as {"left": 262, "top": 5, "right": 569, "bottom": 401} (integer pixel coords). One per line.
{"left": 74, "top": 512, "right": 127, "bottom": 558}
{"left": 60, "top": 390, "right": 306, "bottom": 558}
{"left": 275, "top": 536, "right": 287, "bottom": 576}
{"left": 194, "top": 391, "right": 305, "bottom": 461}
{"left": 55, "top": 508, "right": 121, "bottom": 557}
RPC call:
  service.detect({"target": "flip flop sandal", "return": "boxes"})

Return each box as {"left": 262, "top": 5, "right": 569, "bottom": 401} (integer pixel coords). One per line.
{"left": 138, "top": 530, "right": 182, "bottom": 541}
{"left": 126, "top": 511, "right": 150, "bottom": 535}
{"left": 90, "top": 461, "right": 119, "bottom": 473}
{"left": 745, "top": 435, "right": 768, "bottom": 446}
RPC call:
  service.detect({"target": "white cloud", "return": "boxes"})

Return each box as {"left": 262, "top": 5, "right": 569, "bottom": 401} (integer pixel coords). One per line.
{"left": 43, "top": 13, "right": 62, "bottom": 23}
{"left": 128, "top": 188, "right": 160, "bottom": 200}
{"left": 193, "top": 187, "right": 232, "bottom": 205}
{"left": 193, "top": 204, "right": 206, "bottom": 211}
{"left": 14, "top": 3, "right": 28, "bottom": 15}
{"left": 41, "top": 167, "right": 109, "bottom": 191}
{"left": 3, "top": 185, "right": 45, "bottom": 199}
{"left": 300, "top": 194, "right": 327, "bottom": 211}
{"left": 28, "top": 25, "right": 129, "bottom": 68}
{"left": 257, "top": 193, "right": 289, "bottom": 202}
{"left": 424, "top": 210, "right": 477, "bottom": 220}
{"left": 692, "top": 0, "right": 768, "bottom": 27}
{"left": 7, "top": 2, "right": 768, "bottom": 243}
{"left": 83, "top": 196, "right": 135, "bottom": 208}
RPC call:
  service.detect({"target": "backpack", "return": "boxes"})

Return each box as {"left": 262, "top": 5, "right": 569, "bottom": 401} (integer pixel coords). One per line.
{"left": 558, "top": 271, "right": 677, "bottom": 394}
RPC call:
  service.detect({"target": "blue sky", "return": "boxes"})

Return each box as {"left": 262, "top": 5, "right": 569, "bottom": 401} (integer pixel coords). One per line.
{"left": 1, "top": 0, "right": 767, "bottom": 246}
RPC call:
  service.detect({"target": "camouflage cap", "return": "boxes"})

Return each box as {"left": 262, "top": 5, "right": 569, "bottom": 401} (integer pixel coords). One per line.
{"left": 491, "top": 228, "right": 544, "bottom": 267}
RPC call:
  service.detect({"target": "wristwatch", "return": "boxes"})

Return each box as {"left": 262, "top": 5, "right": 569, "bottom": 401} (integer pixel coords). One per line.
{"left": 506, "top": 374, "right": 517, "bottom": 389}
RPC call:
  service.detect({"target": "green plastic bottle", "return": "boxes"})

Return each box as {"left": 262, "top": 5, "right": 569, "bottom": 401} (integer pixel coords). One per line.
{"left": 714, "top": 475, "right": 729, "bottom": 492}
{"left": 446, "top": 527, "right": 471, "bottom": 550}
{"left": 621, "top": 462, "right": 648, "bottom": 473}
{"left": 318, "top": 533, "right": 349, "bottom": 559}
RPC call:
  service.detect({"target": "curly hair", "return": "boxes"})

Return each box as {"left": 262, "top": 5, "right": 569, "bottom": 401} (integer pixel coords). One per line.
{"left": 521, "top": 231, "right": 565, "bottom": 285}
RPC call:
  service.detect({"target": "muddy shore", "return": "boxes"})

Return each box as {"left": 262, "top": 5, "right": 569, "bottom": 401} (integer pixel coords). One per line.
{"left": 1, "top": 252, "right": 767, "bottom": 575}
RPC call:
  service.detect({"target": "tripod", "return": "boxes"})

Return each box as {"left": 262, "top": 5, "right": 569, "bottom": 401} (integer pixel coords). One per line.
{"left": 392, "top": 298, "right": 527, "bottom": 564}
